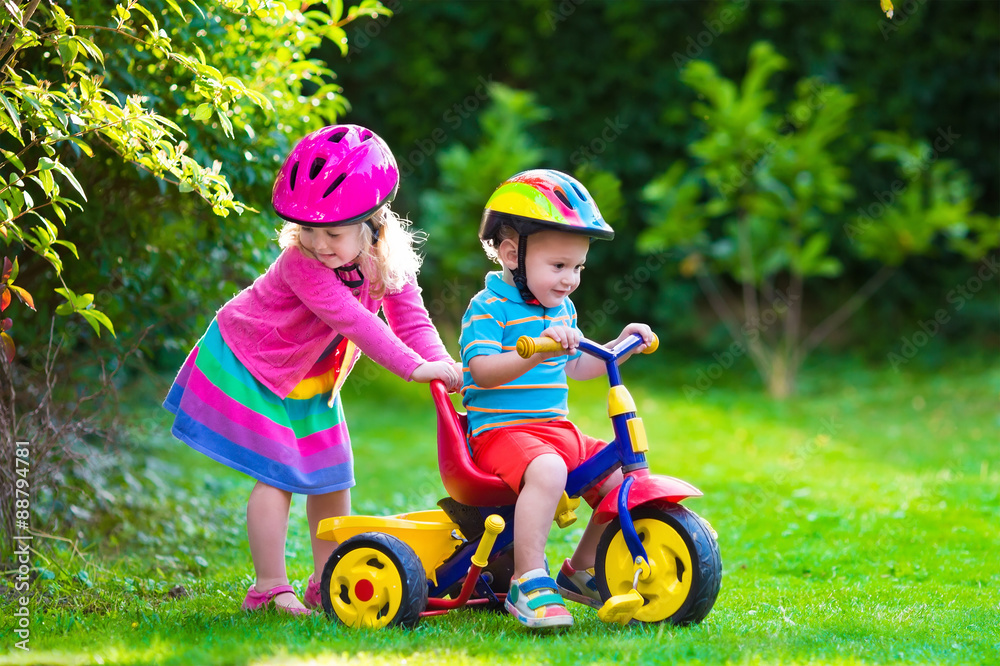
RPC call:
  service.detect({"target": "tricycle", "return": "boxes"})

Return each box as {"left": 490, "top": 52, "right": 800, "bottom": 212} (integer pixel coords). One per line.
{"left": 315, "top": 332, "right": 722, "bottom": 629}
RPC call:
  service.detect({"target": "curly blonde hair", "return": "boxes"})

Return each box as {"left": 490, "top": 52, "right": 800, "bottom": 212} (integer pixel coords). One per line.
{"left": 278, "top": 206, "right": 424, "bottom": 299}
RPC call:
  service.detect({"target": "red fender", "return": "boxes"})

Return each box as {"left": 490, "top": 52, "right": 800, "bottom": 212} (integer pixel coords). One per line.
{"left": 592, "top": 469, "right": 703, "bottom": 525}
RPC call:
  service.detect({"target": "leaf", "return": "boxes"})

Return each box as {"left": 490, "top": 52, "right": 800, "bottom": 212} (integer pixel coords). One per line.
{"left": 329, "top": 0, "right": 344, "bottom": 21}
{"left": 1, "top": 149, "right": 25, "bottom": 172}
{"left": 54, "top": 286, "right": 76, "bottom": 302}
{"left": 10, "top": 286, "right": 33, "bottom": 310}
{"left": 73, "top": 36, "right": 105, "bottom": 66}
{"left": 1, "top": 287, "right": 9, "bottom": 312}
{"left": 0, "top": 93, "right": 21, "bottom": 134}
{"left": 192, "top": 103, "right": 213, "bottom": 122}
{"left": 81, "top": 308, "right": 115, "bottom": 338}
{"left": 67, "top": 137, "right": 94, "bottom": 158}
{"left": 8, "top": 257, "right": 17, "bottom": 282}
{"left": 57, "top": 37, "right": 79, "bottom": 66}
{"left": 217, "top": 111, "right": 234, "bottom": 139}
{"left": 1, "top": 331, "right": 14, "bottom": 363}
{"left": 55, "top": 302, "right": 74, "bottom": 315}
{"left": 54, "top": 239, "right": 79, "bottom": 259}
{"left": 1, "top": 317, "right": 10, "bottom": 331}
{"left": 50, "top": 161, "right": 88, "bottom": 201}
{"left": 80, "top": 310, "right": 101, "bottom": 336}
{"left": 1, "top": 257, "right": 10, "bottom": 280}
{"left": 880, "top": 0, "right": 894, "bottom": 18}
{"left": 163, "top": 0, "right": 186, "bottom": 20}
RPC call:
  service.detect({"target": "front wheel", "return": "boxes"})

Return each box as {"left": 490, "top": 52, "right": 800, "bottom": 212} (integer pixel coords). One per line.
{"left": 595, "top": 503, "right": 721, "bottom": 625}
{"left": 320, "top": 532, "right": 428, "bottom": 629}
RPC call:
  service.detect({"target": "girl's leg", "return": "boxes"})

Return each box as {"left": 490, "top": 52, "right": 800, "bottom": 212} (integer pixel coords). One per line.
{"left": 246, "top": 480, "right": 305, "bottom": 610}
{"left": 306, "top": 488, "right": 351, "bottom": 580}
{"left": 513, "top": 454, "right": 568, "bottom": 578}
{"left": 569, "top": 468, "right": 624, "bottom": 571}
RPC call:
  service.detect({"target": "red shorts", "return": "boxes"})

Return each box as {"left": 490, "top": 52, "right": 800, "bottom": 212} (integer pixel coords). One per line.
{"left": 470, "top": 419, "right": 607, "bottom": 498}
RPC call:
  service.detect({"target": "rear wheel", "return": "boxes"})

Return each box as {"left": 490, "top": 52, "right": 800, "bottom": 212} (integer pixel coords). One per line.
{"left": 320, "top": 532, "right": 428, "bottom": 629}
{"left": 595, "top": 503, "right": 721, "bottom": 625}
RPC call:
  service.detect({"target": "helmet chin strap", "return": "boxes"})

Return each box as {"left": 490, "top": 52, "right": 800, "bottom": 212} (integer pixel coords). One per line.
{"left": 512, "top": 234, "right": 541, "bottom": 306}
{"left": 334, "top": 255, "right": 365, "bottom": 288}
{"left": 335, "top": 222, "right": 376, "bottom": 289}
{"left": 366, "top": 219, "right": 380, "bottom": 244}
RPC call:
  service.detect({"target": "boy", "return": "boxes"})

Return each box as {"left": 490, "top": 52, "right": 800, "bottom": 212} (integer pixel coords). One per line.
{"left": 460, "top": 169, "right": 653, "bottom": 630}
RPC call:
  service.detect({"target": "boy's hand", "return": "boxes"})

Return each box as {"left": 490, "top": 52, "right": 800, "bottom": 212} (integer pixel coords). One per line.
{"left": 411, "top": 360, "right": 462, "bottom": 389}
{"left": 541, "top": 325, "right": 581, "bottom": 355}
{"left": 619, "top": 323, "right": 654, "bottom": 355}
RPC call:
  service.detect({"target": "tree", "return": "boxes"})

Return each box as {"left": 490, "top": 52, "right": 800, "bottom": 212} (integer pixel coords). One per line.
{"left": 640, "top": 42, "right": 997, "bottom": 398}
{"left": 0, "top": 0, "right": 389, "bottom": 363}
{"left": 0, "top": 0, "right": 388, "bottom": 544}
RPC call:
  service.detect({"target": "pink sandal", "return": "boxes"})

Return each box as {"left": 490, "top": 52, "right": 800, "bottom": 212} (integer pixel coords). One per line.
{"left": 303, "top": 574, "right": 323, "bottom": 610}
{"left": 242, "top": 584, "right": 313, "bottom": 616}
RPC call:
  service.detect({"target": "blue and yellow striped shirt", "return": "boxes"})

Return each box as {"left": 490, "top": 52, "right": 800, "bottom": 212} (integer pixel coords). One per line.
{"left": 460, "top": 272, "right": 581, "bottom": 437}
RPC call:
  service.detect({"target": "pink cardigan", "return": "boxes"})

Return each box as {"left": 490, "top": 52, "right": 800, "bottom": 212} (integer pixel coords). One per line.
{"left": 216, "top": 246, "right": 453, "bottom": 398}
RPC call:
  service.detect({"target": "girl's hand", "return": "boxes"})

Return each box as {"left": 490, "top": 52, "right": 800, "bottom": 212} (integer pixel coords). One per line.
{"left": 412, "top": 360, "right": 462, "bottom": 389}
{"left": 541, "top": 325, "right": 582, "bottom": 355}
{"left": 450, "top": 362, "right": 465, "bottom": 392}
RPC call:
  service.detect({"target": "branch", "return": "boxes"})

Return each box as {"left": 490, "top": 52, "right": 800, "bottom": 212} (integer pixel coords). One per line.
{"left": 695, "top": 269, "right": 773, "bottom": 378}
{"left": 736, "top": 212, "right": 761, "bottom": 335}
{"left": 0, "top": 0, "right": 41, "bottom": 65}
{"left": 799, "top": 265, "right": 897, "bottom": 357}
{"left": 783, "top": 270, "right": 804, "bottom": 363}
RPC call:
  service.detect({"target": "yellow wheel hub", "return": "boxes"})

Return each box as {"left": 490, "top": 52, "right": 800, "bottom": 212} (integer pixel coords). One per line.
{"left": 329, "top": 547, "right": 405, "bottom": 629}
{"left": 602, "top": 517, "right": 693, "bottom": 622}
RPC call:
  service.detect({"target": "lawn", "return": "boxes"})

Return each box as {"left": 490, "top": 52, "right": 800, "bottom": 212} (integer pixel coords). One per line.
{"left": 2, "top": 352, "right": 998, "bottom": 665}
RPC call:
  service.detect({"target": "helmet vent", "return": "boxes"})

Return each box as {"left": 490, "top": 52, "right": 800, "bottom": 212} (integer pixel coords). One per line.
{"left": 571, "top": 183, "right": 587, "bottom": 200}
{"left": 553, "top": 187, "right": 574, "bottom": 209}
{"left": 323, "top": 173, "right": 346, "bottom": 199}
{"left": 329, "top": 130, "right": 347, "bottom": 143}
{"left": 310, "top": 157, "right": 327, "bottom": 180}
{"left": 361, "top": 131, "right": 372, "bottom": 142}
{"left": 289, "top": 163, "right": 299, "bottom": 190}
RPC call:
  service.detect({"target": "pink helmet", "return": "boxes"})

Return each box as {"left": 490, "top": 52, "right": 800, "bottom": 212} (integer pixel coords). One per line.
{"left": 272, "top": 124, "right": 399, "bottom": 226}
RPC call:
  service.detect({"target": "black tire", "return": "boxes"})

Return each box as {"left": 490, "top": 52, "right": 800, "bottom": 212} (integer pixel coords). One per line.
{"left": 595, "top": 503, "right": 721, "bottom": 625}
{"left": 320, "top": 532, "right": 429, "bottom": 629}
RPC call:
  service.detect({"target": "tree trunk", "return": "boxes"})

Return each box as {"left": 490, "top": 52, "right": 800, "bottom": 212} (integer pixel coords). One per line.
{"left": 767, "top": 350, "right": 795, "bottom": 399}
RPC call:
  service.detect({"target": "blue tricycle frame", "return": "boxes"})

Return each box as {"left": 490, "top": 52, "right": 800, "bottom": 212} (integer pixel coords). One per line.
{"left": 315, "top": 333, "right": 722, "bottom": 629}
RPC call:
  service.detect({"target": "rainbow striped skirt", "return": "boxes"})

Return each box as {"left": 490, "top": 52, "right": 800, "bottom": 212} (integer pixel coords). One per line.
{"left": 163, "top": 319, "right": 358, "bottom": 494}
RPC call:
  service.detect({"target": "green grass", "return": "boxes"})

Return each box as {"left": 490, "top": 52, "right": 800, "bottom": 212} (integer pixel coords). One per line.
{"left": 2, "top": 353, "right": 998, "bottom": 665}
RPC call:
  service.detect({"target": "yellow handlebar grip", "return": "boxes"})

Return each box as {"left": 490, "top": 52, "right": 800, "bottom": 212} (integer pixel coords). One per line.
{"left": 471, "top": 515, "right": 505, "bottom": 568}
{"left": 642, "top": 333, "right": 659, "bottom": 355}
{"left": 516, "top": 336, "right": 564, "bottom": 358}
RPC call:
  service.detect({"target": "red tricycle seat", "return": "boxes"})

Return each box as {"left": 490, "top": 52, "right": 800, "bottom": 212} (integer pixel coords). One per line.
{"left": 430, "top": 380, "right": 518, "bottom": 507}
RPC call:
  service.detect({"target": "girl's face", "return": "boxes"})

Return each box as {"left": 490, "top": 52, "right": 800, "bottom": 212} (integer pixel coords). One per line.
{"left": 298, "top": 224, "right": 364, "bottom": 269}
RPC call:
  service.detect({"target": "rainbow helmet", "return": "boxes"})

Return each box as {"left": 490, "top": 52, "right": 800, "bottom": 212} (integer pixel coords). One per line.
{"left": 479, "top": 169, "right": 614, "bottom": 244}
{"left": 272, "top": 124, "right": 398, "bottom": 227}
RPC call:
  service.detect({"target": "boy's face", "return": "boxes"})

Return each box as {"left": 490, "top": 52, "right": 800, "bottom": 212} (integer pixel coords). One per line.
{"left": 502, "top": 230, "right": 590, "bottom": 308}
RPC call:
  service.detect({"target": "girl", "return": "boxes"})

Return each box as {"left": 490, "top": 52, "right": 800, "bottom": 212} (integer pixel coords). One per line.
{"left": 164, "top": 125, "right": 461, "bottom": 615}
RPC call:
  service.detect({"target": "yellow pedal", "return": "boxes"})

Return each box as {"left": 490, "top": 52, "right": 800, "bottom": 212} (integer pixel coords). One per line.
{"left": 554, "top": 492, "right": 580, "bottom": 528}
{"left": 597, "top": 589, "right": 644, "bottom": 625}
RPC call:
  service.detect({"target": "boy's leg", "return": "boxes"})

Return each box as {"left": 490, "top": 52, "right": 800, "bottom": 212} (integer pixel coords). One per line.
{"left": 246, "top": 480, "right": 305, "bottom": 610}
{"left": 512, "top": 453, "right": 568, "bottom": 577}
{"left": 558, "top": 469, "right": 624, "bottom": 608}
{"left": 507, "top": 453, "right": 574, "bottom": 629}
{"left": 569, "top": 468, "right": 624, "bottom": 571}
